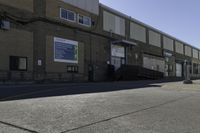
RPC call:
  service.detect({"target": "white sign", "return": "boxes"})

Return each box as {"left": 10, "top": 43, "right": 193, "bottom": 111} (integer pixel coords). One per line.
{"left": 19, "top": 58, "right": 27, "bottom": 70}
{"left": 38, "top": 60, "right": 42, "bottom": 66}
{"left": 111, "top": 45, "right": 125, "bottom": 58}
{"left": 54, "top": 37, "right": 78, "bottom": 64}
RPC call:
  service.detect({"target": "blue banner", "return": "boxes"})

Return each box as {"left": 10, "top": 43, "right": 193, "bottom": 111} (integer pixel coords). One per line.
{"left": 54, "top": 37, "right": 78, "bottom": 63}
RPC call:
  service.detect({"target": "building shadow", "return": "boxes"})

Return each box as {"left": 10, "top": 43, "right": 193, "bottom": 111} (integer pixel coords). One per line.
{"left": 0, "top": 80, "right": 171, "bottom": 102}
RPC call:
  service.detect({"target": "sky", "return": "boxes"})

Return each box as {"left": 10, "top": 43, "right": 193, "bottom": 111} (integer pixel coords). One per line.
{"left": 100, "top": 0, "right": 200, "bottom": 49}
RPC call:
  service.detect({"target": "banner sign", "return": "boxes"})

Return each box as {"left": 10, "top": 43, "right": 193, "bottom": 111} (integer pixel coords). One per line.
{"left": 111, "top": 45, "right": 125, "bottom": 58}
{"left": 54, "top": 37, "right": 78, "bottom": 63}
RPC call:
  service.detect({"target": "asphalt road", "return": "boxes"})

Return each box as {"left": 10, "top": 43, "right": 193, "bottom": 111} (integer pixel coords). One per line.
{"left": 0, "top": 80, "right": 200, "bottom": 133}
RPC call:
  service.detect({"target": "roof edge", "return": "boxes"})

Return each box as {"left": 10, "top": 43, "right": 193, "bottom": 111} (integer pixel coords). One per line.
{"left": 99, "top": 3, "right": 199, "bottom": 50}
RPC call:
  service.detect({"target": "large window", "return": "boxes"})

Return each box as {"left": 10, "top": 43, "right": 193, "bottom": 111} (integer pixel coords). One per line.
{"left": 78, "top": 14, "right": 91, "bottom": 27}
{"left": 54, "top": 37, "right": 78, "bottom": 64}
{"left": 60, "top": 8, "right": 76, "bottom": 22}
{"left": 10, "top": 56, "right": 27, "bottom": 71}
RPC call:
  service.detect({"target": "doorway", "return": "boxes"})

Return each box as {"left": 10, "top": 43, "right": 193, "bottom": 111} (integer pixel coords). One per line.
{"left": 111, "top": 56, "right": 125, "bottom": 70}
{"left": 111, "top": 44, "right": 125, "bottom": 70}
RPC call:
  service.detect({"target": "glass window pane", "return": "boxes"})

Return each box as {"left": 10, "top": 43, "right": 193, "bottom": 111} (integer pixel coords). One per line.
{"left": 60, "top": 9, "right": 76, "bottom": 22}
{"left": 68, "top": 11, "right": 75, "bottom": 21}
{"left": 19, "top": 58, "right": 27, "bottom": 70}
{"left": 61, "top": 9, "right": 66, "bottom": 18}
{"left": 83, "top": 17, "right": 91, "bottom": 25}
{"left": 78, "top": 14, "right": 91, "bottom": 26}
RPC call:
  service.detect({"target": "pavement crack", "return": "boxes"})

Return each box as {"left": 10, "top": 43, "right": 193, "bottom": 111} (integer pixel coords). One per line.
{"left": 60, "top": 94, "right": 193, "bottom": 133}
{"left": 0, "top": 120, "right": 39, "bottom": 133}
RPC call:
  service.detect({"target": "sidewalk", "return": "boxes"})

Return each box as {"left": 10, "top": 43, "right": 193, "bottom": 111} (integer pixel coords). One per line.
{"left": 1, "top": 79, "right": 200, "bottom": 133}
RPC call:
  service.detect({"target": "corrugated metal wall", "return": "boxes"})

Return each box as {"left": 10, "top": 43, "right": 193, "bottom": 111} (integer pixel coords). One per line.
{"left": 199, "top": 51, "right": 200, "bottom": 59}
{"left": 61, "top": 0, "right": 99, "bottom": 15}
{"left": 0, "top": 0, "right": 33, "bottom": 12}
{"left": 193, "top": 49, "right": 199, "bottom": 59}
{"left": 175, "top": 41, "right": 184, "bottom": 54}
{"left": 130, "top": 22, "right": 146, "bottom": 43}
{"left": 185, "top": 46, "right": 192, "bottom": 57}
{"left": 103, "top": 11, "right": 125, "bottom": 36}
{"left": 163, "top": 36, "right": 174, "bottom": 51}
{"left": 149, "top": 30, "right": 161, "bottom": 47}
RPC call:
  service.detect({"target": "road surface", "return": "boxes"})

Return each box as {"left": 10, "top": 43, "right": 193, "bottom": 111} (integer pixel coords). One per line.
{"left": 0, "top": 80, "right": 200, "bottom": 133}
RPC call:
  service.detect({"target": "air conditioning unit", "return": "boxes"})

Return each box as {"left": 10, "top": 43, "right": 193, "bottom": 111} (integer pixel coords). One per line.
{"left": 0, "top": 20, "right": 10, "bottom": 30}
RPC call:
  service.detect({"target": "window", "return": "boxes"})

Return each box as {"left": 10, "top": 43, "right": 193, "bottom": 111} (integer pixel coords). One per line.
{"left": 10, "top": 56, "right": 27, "bottom": 71}
{"left": 60, "top": 8, "right": 76, "bottom": 22}
{"left": 67, "top": 66, "right": 79, "bottom": 73}
{"left": 54, "top": 37, "right": 78, "bottom": 64}
{"left": 78, "top": 14, "right": 91, "bottom": 27}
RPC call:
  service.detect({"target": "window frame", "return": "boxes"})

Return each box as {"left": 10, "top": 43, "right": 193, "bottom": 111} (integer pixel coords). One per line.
{"left": 9, "top": 56, "right": 28, "bottom": 71}
{"left": 60, "top": 8, "right": 76, "bottom": 23}
{"left": 77, "top": 14, "right": 92, "bottom": 27}
{"left": 54, "top": 37, "right": 79, "bottom": 64}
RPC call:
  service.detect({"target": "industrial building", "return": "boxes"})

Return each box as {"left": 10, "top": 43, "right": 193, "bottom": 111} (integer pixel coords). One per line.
{"left": 0, "top": 0, "right": 200, "bottom": 82}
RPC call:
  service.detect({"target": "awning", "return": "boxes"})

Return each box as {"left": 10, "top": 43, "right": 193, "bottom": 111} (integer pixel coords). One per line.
{"left": 111, "top": 40, "right": 137, "bottom": 46}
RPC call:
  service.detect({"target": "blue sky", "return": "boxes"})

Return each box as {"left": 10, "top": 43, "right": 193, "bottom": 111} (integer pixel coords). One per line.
{"left": 100, "top": 0, "right": 200, "bottom": 49}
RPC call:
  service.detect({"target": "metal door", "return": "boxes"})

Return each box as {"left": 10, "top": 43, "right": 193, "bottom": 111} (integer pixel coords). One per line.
{"left": 176, "top": 63, "right": 182, "bottom": 77}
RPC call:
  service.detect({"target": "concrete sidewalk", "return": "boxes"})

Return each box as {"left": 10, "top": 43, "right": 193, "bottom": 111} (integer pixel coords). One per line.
{"left": 0, "top": 80, "right": 200, "bottom": 133}
{"left": 0, "top": 80, "right": 166, "bottom": 101}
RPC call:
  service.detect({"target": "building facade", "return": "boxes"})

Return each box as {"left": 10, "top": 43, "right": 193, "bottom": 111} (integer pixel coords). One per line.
{"left": 0, "top": 0, "right": 200, "bottom": 82}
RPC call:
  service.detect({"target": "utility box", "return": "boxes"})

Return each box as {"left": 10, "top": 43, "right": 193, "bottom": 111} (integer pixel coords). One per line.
{"left": 0, "top": 20, "right": 10, "bottom": 30}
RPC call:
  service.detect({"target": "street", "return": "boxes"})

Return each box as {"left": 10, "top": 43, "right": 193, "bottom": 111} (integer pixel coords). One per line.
{"left": 0, "top": 80, "right": 200, "bottom": 133}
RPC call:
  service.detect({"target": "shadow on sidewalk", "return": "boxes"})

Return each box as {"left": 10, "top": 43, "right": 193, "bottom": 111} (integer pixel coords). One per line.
{"left": 0, "top": 80, "right": 174, "bottom": 102}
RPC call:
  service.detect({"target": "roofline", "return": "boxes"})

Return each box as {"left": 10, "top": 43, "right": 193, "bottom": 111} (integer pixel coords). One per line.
{"left": 99, "top": 3, "right": 199, "bottom": 50}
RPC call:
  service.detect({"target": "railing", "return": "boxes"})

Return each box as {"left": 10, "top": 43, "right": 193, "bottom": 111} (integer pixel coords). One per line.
{"left": 114, "top": 65, "right": 164, "bottom": 81}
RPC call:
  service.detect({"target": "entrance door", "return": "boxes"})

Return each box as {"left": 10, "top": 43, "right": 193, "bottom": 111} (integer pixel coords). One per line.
{"left": 164, "top": 51, "right": 175, "bottom": 77}
{"left": 176, "top": 63, "right": 182, "bottom": 77}
{"left": 111, "top": 45, "right": 125, "bottom": 70}
{"left": 111, "top": 57, "right": 125, "bottom": 70}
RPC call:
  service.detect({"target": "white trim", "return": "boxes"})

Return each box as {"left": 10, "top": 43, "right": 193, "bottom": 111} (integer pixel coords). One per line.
{"left": 54, "top": 37, "right": 78, "bottom": 46}
{"left": 54, "top": 59, "right": 78, "bottom": 64}
{"left": 77, "top": 14, "right": 92, "bottom": 27}
{"left": 60, "top": 8, "right": 76, "bottom": 23}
